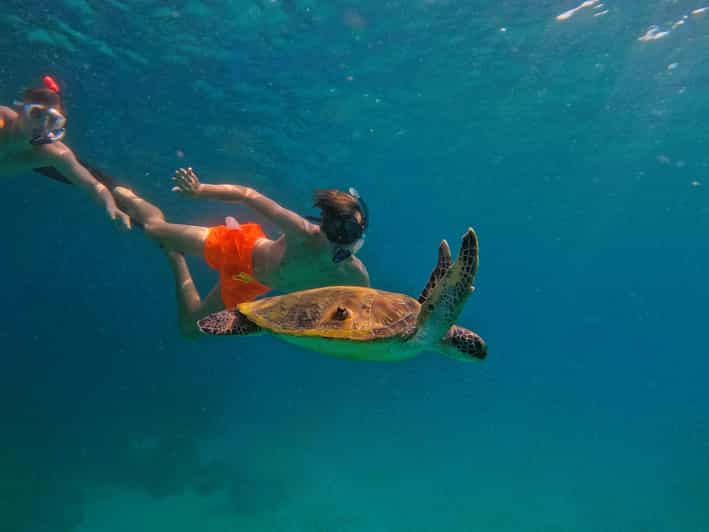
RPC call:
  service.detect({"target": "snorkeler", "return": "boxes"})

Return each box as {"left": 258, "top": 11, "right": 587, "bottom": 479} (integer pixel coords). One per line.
{"left": 113, "top": 167, "right": 370, "bottom": 337}
{"left": 0, "top": 76, "right": 131, "bottom": 230}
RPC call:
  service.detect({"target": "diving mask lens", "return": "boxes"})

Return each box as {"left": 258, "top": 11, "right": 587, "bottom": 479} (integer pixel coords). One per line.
{"left": 326, "top": 216, "right": 363, "bottom": 244}
{"left": 23, "top": 104, "right": 66, "bottom": 145}
{"left": 45, "top": 107, "right": 66, "bottom": 130}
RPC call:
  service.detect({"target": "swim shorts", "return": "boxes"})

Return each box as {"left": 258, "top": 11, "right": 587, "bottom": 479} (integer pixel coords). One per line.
{"left": 203, "top": 223, "right": 271, "bottom": 308}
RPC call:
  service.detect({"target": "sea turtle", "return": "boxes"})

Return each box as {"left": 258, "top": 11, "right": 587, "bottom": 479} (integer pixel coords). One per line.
{"left": 198, "top": 228, "right": 487, "bottom": 362}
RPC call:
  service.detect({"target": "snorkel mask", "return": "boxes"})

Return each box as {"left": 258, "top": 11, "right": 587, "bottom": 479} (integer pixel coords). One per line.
{"left": 15, "top": 75, "right": 66, "bottom": 146}
{"left": 308, "top": 187, "right": 369, "bottom": 263}
{"left": 17, "top": 103, "right": 67, "bottom": 145}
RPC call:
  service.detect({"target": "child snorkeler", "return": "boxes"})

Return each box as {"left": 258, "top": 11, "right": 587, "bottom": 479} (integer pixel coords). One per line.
{"left": 0, "top": 76, "right": 130, "bottom": 230}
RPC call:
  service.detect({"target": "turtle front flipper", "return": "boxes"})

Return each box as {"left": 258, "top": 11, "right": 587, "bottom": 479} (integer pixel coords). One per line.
{"left": 414, "top": 228, "right": 479, "bottom": 344}
{"left": 418, "top": 240, "right": 452, "bottom": 305}
{"left": 198, "top": 310, "right": 262, "bottom": 336}
{"left": 438, "top": 325, "right": 487, "bottom": 361}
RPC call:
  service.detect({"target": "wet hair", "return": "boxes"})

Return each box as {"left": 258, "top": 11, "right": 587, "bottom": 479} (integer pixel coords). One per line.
{"left": 313, "top": 189, "right": 367, "bottom": 245}
{"left": 22, "top": 87, "right": 64, "bottom": 114}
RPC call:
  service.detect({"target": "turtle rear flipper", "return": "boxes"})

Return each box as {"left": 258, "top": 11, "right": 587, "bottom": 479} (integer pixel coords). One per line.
{"left": 437, "top": 325, "right": 487, "bottom": 361}
{"left": 198, "top": 310, "right": 262, "bottom": 336}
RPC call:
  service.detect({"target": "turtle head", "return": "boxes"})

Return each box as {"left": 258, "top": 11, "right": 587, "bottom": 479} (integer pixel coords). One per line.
{"left": 437, "top": 325, "right": 487, "bottom": 362}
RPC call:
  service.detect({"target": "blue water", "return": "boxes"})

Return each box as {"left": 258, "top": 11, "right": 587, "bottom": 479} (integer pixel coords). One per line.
{"left": 2, "top": 1, "right": 708, "bottom": 530}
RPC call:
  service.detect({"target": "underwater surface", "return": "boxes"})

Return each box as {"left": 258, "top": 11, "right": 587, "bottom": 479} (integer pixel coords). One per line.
{"left": 1, "top": 0, "right": 709, "bottom": 530}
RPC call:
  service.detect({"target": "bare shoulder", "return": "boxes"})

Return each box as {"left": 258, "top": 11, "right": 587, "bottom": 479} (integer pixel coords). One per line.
{"left": 293, "top": 218, "right": 322, "bottom": 241}
{"left": 339, "top": 255, "right": 370, "bottom": 287}
{"left": 303, "top": 220, "right": 322, "bottom": 238}
{"left": 288, "top": 222, "right": 324, "bottom": 245}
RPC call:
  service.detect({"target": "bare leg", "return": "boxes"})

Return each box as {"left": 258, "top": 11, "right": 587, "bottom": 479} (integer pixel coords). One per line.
{"left": 114, "top": 186, "right": 209, "bottom": 256}
{"left": 166, "top": 250, "right": 225, "bottom": 337}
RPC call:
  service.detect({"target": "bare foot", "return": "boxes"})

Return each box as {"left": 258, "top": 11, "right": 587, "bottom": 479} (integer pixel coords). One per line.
{"left": 113, "top": 186, "right": 165, "bottom": 226}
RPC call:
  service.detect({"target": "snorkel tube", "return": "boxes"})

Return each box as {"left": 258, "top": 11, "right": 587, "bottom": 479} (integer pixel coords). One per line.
{"left": 42, "top": 75, "right": 60, "bottom": 93}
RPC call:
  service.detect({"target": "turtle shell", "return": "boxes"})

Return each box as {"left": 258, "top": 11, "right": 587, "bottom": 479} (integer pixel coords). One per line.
{"left": 238, "top": 286, "right": 420, "bottom": 341}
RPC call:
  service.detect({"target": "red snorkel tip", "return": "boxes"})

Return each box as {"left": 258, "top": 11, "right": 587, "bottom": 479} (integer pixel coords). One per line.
{"left": 42, "top": 75, "right": 60, "bottom": 93}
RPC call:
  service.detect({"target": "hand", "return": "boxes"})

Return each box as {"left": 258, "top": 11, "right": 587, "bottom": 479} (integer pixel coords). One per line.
{"left": 172, "top": 167, "right": 202, "bottom": 197}
{"left": 109, "top": 207, "right": 132, "bottom": 231}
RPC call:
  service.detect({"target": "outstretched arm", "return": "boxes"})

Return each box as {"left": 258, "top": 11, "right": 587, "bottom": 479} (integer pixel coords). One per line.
{"left": 52, "top": 148, "right": 131, "bottom": 231}
{"left": 166, "top": 250, "right": 225, "bottom": 338}
{"left": 172, "top": 167, "right": 317, "bottom": 239}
